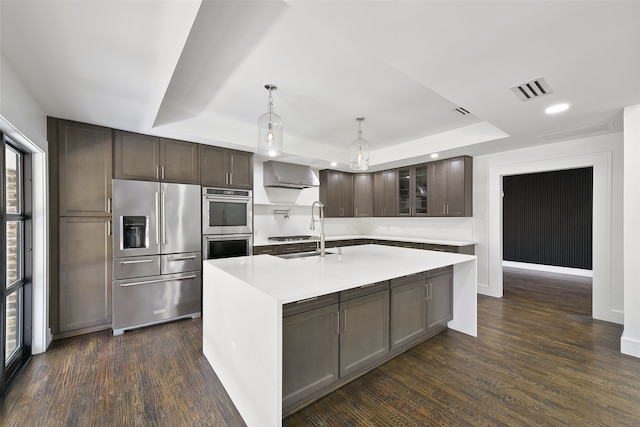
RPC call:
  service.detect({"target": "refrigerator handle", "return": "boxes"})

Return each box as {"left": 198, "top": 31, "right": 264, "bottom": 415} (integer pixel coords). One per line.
{"left": 162, "top": 192, "right": 167, "bottom": 245}
{"left": 155, "top": 191, "right": 160, "bottom": 245}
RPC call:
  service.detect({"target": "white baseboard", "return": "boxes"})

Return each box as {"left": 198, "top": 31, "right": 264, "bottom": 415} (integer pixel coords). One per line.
{"left": 502, "top": 261, "right": 593, "bottom": 277}
{"left": 621, "top": 333, "right": 640, "bottom": 359}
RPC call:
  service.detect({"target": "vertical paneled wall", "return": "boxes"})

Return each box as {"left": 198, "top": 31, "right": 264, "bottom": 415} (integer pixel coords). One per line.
{"left": 503, "top": 167, "right": 593, "bottom": 269}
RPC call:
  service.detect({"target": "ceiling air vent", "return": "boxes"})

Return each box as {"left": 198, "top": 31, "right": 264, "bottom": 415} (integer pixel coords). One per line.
{"left": 453, "top": 107, "right": 471, "bottom": 116}
{"left": 538, "top": 123, "right": 613, "bottom": 142}
{"left": 510, "top": 77, "right": 553, "bottom": 102}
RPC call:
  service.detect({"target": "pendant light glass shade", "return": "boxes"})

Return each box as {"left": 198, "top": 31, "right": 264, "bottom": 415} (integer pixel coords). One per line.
{"left": 258, "top": 84, "right": 283, "bottom": 157}
{"left": 349, "top": 117, "right": 369, "bottom": 171}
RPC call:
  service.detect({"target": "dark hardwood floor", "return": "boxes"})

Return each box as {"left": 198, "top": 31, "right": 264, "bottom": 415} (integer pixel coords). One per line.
{"left": 2, "top": 267, "right": 640, "bottom": 426}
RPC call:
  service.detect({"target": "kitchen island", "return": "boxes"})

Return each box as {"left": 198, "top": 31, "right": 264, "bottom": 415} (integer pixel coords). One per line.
{"left": 202, "top": 244, "right": 477, "bottom": 427}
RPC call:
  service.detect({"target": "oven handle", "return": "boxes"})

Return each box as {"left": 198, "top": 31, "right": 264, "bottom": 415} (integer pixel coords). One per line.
{"left": 203, "top": 196, "right": 252, "bottom": 204}
{"left": 203, "top": 234, "right": 252, "bottom": 240}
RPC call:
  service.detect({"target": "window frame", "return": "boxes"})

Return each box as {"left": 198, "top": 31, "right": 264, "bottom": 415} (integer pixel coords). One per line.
{"left": 1, "top": 134, "right": 32, "bottom": 398}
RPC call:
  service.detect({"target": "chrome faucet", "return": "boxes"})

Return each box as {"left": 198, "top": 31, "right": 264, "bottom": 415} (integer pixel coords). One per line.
{"left": 310, "top": 201, "right": 326, "bottom": 257}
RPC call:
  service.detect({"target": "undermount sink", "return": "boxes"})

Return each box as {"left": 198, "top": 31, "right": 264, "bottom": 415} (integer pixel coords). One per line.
{"left": 276, "top": 251, "right": 335, "bottom": 260}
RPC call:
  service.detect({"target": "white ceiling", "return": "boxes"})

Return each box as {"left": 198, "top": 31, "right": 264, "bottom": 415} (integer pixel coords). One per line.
{"left": 2, "top": 0, "right": 639, "bottom": 171}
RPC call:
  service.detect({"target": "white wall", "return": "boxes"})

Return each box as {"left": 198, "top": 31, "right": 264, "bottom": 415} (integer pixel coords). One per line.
{"left": 473, "top": 133, "right": 624, "bottom": 325}
{"left": 622, "top": 104, "right": 640, "bottom": 358}
{"left": 0, "top": 53, "right": 50, "bottom": 354}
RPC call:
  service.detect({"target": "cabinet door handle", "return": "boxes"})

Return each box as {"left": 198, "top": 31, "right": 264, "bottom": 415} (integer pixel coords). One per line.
{"left": 382, "top": 207, "right": 385, "bottom": 216}
{"left": 424, "top": 284, "right": 429, "bottom": 301}
{"left": 355, "top": 207, "right": 358, "bottom": 216}
{"left": 161, "top": 165, "right": 165, "bottom": 180}
{"left": 156, "top": 165, "right": 160, "bottom": 180}
{"left": 107, "top": 197, "right": 112, "bottom": 213}
{"left": 107, "top": 220, "right": 111, "bottom": 236}
{"left": 335, "top": 311, "right": 340, "bottom": 335}
{"left": 342, "top": 309, "right": 347, "bottom": 333}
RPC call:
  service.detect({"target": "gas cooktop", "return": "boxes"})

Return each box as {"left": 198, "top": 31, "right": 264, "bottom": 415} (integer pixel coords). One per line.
{"left": 268, "top": 235, "right": 319, "bottom": 242}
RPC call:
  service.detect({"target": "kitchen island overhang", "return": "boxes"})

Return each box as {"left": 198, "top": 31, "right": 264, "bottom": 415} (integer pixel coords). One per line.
{"left": 202, "top": 244, "right": 477, "bottom": 427}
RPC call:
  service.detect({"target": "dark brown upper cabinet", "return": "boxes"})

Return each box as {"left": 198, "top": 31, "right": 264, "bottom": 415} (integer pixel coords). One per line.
{"left": 57, "top": 120, "right": 113, "bottom": 217}
{"left": 428, "top": 156, "right": 472, "bottom": 217}
{"left": 113, "top": 131, "right": 199, "bottom": 184}
{"left": 373, "top": 169, "right": 397, "bottom": 217}
{"left": 320, "top": 170, "right": 354, "bottom": 217}
{"left": 199, "top": 145, "right": 253, "bottom": 189}
{"left": 397, "top": 164, "right": 429, "bottom": 216}
{"left": 353, "top": 173, "right": 373, "bottom": 217}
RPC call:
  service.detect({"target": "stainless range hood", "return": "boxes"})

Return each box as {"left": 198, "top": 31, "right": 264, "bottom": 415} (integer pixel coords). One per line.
{"left": 263, "top": 161, "right": 319, "bottom": 189}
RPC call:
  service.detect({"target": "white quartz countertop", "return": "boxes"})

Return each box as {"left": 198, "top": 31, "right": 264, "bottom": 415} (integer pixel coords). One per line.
{"left": 205, "top": 244, "right": 476, "bottom": 304}
{"left": 253, "top": 234, "right": 476, "bottom": 247}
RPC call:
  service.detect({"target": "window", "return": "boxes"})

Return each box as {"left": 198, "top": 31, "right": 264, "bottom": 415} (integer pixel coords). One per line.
{"left": 1, "top": 134, "right": 32, "bottom": 398}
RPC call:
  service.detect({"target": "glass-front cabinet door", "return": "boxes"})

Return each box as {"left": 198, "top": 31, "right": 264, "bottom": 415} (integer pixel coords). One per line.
{"left": 398, "top": 167, "right": 411, "bottom": 215}
{"left": 397, "top": 165, "right": 428, "bottom": 216}
{"left": 414, "top": 164, "right": 428, "bottom": 215}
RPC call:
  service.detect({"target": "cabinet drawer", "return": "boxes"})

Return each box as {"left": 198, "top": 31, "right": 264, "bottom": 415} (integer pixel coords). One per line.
{"left": 113, "top": 255, "right": 160, "bottom": 280}
{"left": 395, "top": 241, "right": 424, "bottom": 249}
{"left": 390, "top": 271, "right": 427, "bottom": 288}
{"left": 279, "top": 244, "right": 303, "bottom": 254}
{"left": 253, "top": 246, "right": 278, "bottom": 255}
{"left": 300, "top": 242, "right": 319, "bottom": 252}
{"left": 161, "top": 252, "right": 201, "bottom": 274}
{"left": 340, "top": 281, "right": 389, "bottom": 302}
{"left": 283, "top": 293, "right": 339, "bottom": 317}
{"left": 427, "top": 265, "right": 453, "bottom": 278}
{"left": 113, "top": 271, "right": 201, "bottom": 334}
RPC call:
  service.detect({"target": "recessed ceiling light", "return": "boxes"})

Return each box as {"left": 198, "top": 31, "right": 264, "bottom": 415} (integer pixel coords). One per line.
{"left": 330, "top": 161, "right": 337, "bottom": 167}
{"left": 430, "top": 153, "right": 439, "bottom": 159}
{"left": 545, "top": 103, "right": 570, "bottom": 114}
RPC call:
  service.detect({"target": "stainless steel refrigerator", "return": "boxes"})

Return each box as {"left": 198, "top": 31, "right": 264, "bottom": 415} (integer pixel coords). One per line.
{"left": 111, "top": 179, "right": 201, "bottom": 335}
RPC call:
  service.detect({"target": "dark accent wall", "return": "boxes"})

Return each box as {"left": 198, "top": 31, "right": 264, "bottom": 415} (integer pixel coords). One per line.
{"left": 503, "top": 167, "right": 593, "bottom": 269}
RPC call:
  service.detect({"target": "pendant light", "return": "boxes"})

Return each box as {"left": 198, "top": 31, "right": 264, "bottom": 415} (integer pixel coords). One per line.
{"left": 258, "top": 84, "right": 283, "bottom": 157}
{"left": 349, "top": 117, "right": 369, "bottom": 170}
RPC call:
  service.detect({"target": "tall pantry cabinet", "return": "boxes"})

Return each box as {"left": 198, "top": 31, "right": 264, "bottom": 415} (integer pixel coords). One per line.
{"left": 48, "top": 118, "right": 113, "bottom": 338}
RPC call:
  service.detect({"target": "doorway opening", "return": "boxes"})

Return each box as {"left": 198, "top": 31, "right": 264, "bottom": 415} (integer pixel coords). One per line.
{"left": 501, "top": 167, "right": 593, "bottom": 317}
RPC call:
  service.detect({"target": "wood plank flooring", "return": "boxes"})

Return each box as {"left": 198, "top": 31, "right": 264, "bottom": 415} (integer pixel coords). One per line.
{"left": 2, "top": 267, "right": 640, "bottom": 426}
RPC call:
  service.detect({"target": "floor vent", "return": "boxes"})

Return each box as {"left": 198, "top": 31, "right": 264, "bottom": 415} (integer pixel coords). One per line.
{"left": 510, "top": 77, "right": 553, "bottom": 102}
{"left": 453, "top": 107, "right": 471, "bottom": 115}
{"left": 538, "top": 123, "right": 613, "bottom": 142}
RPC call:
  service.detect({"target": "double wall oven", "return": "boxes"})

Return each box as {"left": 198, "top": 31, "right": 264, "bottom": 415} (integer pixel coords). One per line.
{"left": 202, "top": 187, "right": 253, "bottom": 260}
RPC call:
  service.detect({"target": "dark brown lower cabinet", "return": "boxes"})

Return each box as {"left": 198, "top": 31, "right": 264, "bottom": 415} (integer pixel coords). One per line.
{"left": 339, "top": 282, "right": 390, "bottom": 378}
{"left": 426, "top": 266, "right": 453, "bottom": 337}
{"left": 390, "top": 272, "right": 427, "bottom": 353}
{"left": 282, "top": 296, "right": 339, "bottom": 413}
{"left": 282, "top": 268, "right": 452, "bottom": 416}
{"left": 58, "top": 217, "right": 112, "bottom": 335}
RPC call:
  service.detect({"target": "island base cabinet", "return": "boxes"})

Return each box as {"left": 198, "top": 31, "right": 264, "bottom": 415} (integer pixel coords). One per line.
{"left": 390, "top": 272, "right": 427, "bottom": 353}
{"left": 339, "top": 288, "right": 390, "bottom": 378}
{"left": 282, "top": 304, "right": 339, "bottom": 413}
{"left": 426, "top": 267, "right": 454, "bottom": 338}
